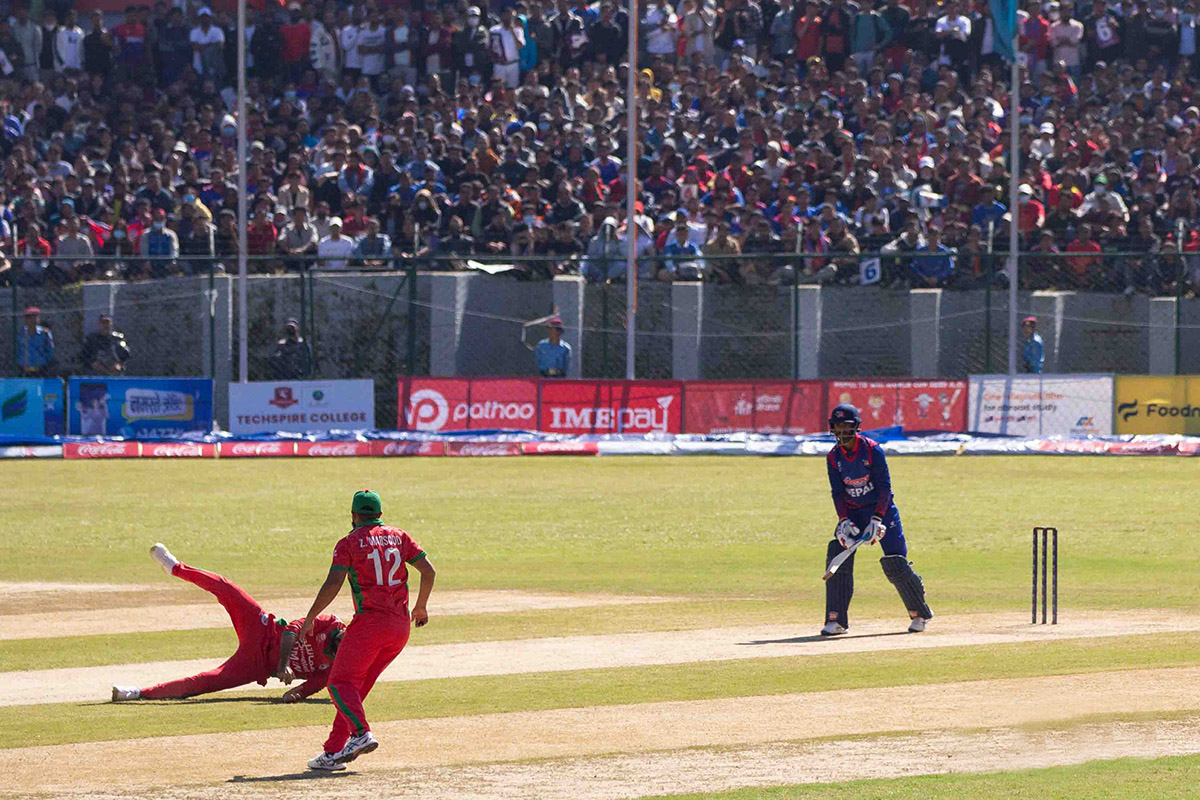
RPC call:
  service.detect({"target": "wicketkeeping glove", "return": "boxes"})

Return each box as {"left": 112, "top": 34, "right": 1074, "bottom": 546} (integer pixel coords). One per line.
{"left": 835, "top": 518, "right": 860, "bottom": 548}
{"left": 864, "top": 517, "right": 886, "bottom": 545}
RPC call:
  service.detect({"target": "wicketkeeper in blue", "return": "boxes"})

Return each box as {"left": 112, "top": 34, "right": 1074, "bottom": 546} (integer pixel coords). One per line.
{"left": 822, "top": 403, "right": 933, "bottom": 636}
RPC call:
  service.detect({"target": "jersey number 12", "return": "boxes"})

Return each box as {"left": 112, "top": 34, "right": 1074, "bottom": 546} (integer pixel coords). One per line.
{"left": 367, "top": 548, "right": 404, "bottom": 587}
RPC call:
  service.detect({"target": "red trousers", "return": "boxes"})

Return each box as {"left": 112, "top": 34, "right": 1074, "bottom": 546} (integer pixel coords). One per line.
{"left": 141, "top": 564, "right": 270, "bottom": 699}
{"left": 323, "top": 611, "right": 410, "bottom": 753}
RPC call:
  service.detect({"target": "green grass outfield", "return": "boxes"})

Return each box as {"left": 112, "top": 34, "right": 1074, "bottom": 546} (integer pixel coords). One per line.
{"left": 2, "top": 456, "right": 1198, "bottom": 609}
{"left": 643, "top": 753, "right": 1200, "bottom": 800}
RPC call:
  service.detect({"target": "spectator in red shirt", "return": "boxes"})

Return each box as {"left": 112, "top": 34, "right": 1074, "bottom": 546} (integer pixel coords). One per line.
{"left": 247, "top": 207, "right": 279, "bottom": 272}
{"left": 279, "top": 5, "right": 311, "bottom": 82}
{"left": 1016, "top": 183, "right": 1045, "bottom": 241}
{"left": 1066, "top": 223, "right": 1103, "bottom": 286}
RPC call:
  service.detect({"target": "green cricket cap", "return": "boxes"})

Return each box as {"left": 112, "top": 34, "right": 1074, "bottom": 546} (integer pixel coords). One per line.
{"left": 352, "top": 490, "right": 382, "bottom": 516}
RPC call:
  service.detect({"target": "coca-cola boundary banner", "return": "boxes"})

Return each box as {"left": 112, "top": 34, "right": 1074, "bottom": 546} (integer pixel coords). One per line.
{"left": 828, "top": 380, "right": 967, "bottom": 432}
{"left": 370, "top": 440, "right": 445, "bottom": 457}
{"left": 219, "top": 441, "right": 297, "bottom": 457}
{"left": 539, "top": 380, "right": 683, "bottom": 435}
{"left": 399, "top": 377, "right": 539, "bottom": 431}
{"left": 229, "top": 380, "right": 375, "bottom": 435}
{"left": 296, "top": 441, "right": 373, "bottom": 457}
{"left": 683, "top": 381, "right": 825, "bottom": 434}
{"left": 64, "top": 442, "right": 143, "bottom": 458}
{"left": 445, "top": 441, "right": 524, "bottom": 456}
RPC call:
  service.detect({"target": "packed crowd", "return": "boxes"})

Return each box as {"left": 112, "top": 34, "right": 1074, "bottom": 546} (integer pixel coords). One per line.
{"left": 0, "top": 0, "right": 1199, "bottom": 294}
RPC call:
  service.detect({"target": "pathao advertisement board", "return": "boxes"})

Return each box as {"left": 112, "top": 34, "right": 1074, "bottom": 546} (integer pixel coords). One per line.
{"left": 399, "top": 377, "right": 539, "bottom": 431}
{"left": 827, "top": 380, "right": 967, "bottom": 432}
{"left": 229, "top": 380, "right": 375, "bottom": 434}
{"left": 539, "top": 380, "right": 683, "bottom": 435}
{"left": 968, "top": 375, "right": 1115, "bottom": 436}
{"left": 682, "top": 381, "right": 825, "bottom": 434}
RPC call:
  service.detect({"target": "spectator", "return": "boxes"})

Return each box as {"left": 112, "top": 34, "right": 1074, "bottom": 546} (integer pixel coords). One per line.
{"left": 138, "top": 208, "right": 179, "bottom": 278}
{"left": 535, "top": 316, "right": 571, "bottom": 377}
{"left": 317, "top": 216, "right": 354, "bottom": 269}
{"left": 278, "top": 206, "right": 319, "bottom": 272}
{"left": 81, "top": 314, "right": 131, "bottom": 375}
{"left": 353, "top": 217, "right": 392, "bottom": 267}
{"left": 1066, "top": 223, "right": 1103, "bottom": 287}
{"left": 18, "top": 307, "right": 54, "bottom": 377}
{"left": 662, "top": 218, "right": 702, "bottom": 280}
{"left": 489, "top": 7, "right": 525, "bottom": 89}
{"left": 268, "top": 318, "right": 313, "bottom": 379}
{"left": 1022, "top": 316, "right": 1045, "bottom": 374}
{"left": 56, "top": 215, "right": 95, "bottom": 282}
{"left": 913, "top": 225, "right": 955, "bottom": 287}
{"left": 190, "top": 8, "right": 225, "bottom": 83}
{"left": 15, "top": 223, "right": 52, "bottom": 286}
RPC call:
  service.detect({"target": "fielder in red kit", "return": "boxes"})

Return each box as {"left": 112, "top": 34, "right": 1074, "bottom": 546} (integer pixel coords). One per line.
{"left": 300, "top": 490, "right": 436, "bottom": 771}
{"left": 111, "top": 544, "right": 347, "bottom": 703}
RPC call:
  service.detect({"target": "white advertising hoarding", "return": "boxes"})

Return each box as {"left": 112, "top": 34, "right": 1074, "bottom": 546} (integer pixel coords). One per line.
{"left": 229, "top": 380, "right": 375, "bottom": 434}
{"left": 968, "top": 374, "right": 1114, "bottom": 437}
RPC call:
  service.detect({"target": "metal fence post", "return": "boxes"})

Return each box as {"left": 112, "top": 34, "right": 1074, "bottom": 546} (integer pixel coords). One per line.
{"left": 1176, "top": 228, "right": 1184, "bottom": 374}
{"left": 406, "top": 259, "right": 417, "bottom": 375}
{"left": 208, "top": 262, "right": 217, "bottom": 381}
{"left": 9, "top": 276, "right": 17, "bottom": 376}
{"left": 791, "top": 262, "right": 800, "bottom": 381}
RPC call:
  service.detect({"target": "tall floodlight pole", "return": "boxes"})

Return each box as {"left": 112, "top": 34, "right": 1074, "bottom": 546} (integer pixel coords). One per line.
{"left": 1006, "top": 16, "right": 1020, "bottom": 374}
{"left": 236, "top": 0, "right": 249, "bottom": 383}
{"left": 624, "top": 1, "right": 639, "bottom": 380}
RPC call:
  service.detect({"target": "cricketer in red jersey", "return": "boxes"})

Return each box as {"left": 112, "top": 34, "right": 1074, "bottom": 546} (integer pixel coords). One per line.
{"left": 110, "top": 544, "right": 346, "bottom": 703}
{"left": 299, "top": 490, "right": 436, "bottom": 771}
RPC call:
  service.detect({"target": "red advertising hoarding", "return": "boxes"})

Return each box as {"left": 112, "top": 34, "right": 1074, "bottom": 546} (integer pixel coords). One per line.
{"left": 399, "top": 377, "right": 539, "bottom": 431}
{"left": 296, "top": 441, "right": 373, "bottom": 457}
{"left": 219, "top": 441, "right": 297, "bottom": 457}
{"left": 539, "top": 380, "right": 683, "bottom": 435}
{"left": 63, "top": 442, "right": 142, "bottom": 458}
{"left": 369, "top": 440, "right": 445, "bottom": 457}
{"left": 683, "top": 381, "right": 825, "bottom": 434}
{"left": 827, "top": 380, "right": 967, "bottom": 432}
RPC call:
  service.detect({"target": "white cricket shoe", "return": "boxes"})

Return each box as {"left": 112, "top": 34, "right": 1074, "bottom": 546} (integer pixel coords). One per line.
{"left": 338, "top": 731, "right": 379, "bottom": 763}
{"left": 111, "top": 685, "right": 141, "bottom": 702}
{"left": 908, "top": 617, "right": 929, "bottom": 633}
{"left": 150, "top": 543, "right": 178, "bottom": 575}
{"left": 307, "top": 752, "right": 346, "bottom": 771}
{"left": 820, "top": 621, "right": 848, "bottom": 636}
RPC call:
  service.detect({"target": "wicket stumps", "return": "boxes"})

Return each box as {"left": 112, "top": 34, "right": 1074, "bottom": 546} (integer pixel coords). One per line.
{"left": 1032, "top": 527, "right": 1058, "bottom": 624}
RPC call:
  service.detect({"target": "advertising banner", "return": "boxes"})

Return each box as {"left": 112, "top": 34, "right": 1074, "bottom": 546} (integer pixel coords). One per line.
{"left": 63, "top": 442, "right": 142, "bottom": 458}
{"left": 296, "top": 441, "right": 373, "bottom": 457}
{"left": 370, "top": 440, "right": 445, "bottom": 457}
{"left": 140, "top": 443, "right": 217, "bottom": 458}
{"left": 229, "top": 380, "right": 375, "bottom": 434}
{"left": 67, "top": 377, "right": 213, "bottom": 437}
{"left": 968, "top": 375, "right": 1114, "bottom": 436}
{"left": 1114, "top": 376, "right": 1200, "bottom": 435}
{"left": 399, "top": 377, "right": 539, "bottom": 431}
{"left": 682, "top": 381, "right": 825, "bottom": 434}
{"left": 828, "top": 380, "right": 967, "bottom": 432}
{"left": 219, "top": 441, "right": 296, "bottom": 458}
{"left": 444, "top": 441, "right": 524, "bottom": 456}
{"left": 539, "top": 380, "right": 683, "bottom": 435}
{"left": 0, "top": 379, "right": 50, "bottom": 437}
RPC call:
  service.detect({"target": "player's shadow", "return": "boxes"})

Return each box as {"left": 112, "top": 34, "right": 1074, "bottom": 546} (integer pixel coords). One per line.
{"left": 228, "top": 772, "right": 355, "bottom": 784}
{"left": 739, "top": 631, "right": 912, "bottom": 645}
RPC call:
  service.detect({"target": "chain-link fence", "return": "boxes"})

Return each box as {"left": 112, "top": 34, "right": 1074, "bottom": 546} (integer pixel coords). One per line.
{"left": 3, "top": 250, "right": 1197, "bottom": 427}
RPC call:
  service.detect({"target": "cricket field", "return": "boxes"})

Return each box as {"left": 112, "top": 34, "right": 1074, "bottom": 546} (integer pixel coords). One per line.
{"left": 2, "top": 456, "right": 1199, "bottom": 799}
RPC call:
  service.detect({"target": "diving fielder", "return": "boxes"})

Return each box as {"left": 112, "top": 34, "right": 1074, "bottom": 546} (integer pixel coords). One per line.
{"left": 822, "top": 403, "right": 933, "bottom": 635}
{"left": 111, "top": 544, "right": 346, "bottom": 702}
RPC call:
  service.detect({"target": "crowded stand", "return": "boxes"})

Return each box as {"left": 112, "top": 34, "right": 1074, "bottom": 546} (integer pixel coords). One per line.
{"left": 0, "top": 0, "right": 1197, "bottom": 294}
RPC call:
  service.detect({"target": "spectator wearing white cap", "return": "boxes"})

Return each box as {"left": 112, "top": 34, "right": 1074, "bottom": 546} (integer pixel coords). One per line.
{"left": 190, "top": 8, "right": 225, "bottom": 81}
{"left": 1016, "top": 183, "right": 1046, "bottom": 239}
{"left": 317, "top": 217, "right": 354, "bottom": 270}
{"left": 1031, "top": 122, "right": 1056, "bottom": 161}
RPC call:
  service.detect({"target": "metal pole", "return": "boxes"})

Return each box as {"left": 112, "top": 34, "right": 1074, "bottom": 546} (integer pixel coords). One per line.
{"left": 406, "top": 260, "right": 417, "bottom": 375}
{"left": 985, "top": 221, "right": 994, "bottom": 373}
{"left": 1176, "top": 221, "right": 1184, "bottom": 374}
{"left": 209, "top": 263, "right": 216, "bottom": 380}
{"left": 1007, "top": 51, "right": 1020, "bottom": 375}
{"left": 791, "top": 270, "right": 799, "bottom": 381}
{"left": 10, "top": 275, "right": 17, "bottom": 376}
{"left": 624, "top": 1, "right": 638, "bottom": 380}
{"left": 236, "top": 0, "right": 249, "bottom": 384}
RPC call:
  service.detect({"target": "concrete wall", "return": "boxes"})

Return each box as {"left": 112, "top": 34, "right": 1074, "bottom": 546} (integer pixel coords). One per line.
{"left": 3, "top": 272, "right": 1192, "bottom": 429}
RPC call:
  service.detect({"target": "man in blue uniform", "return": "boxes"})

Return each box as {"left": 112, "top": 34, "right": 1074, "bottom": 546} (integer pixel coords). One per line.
{"left": 535, "top": 317, "right": 571, "bottom": 377}
{"left": 822, "top": 403, "right": 933, "bottom": 635}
